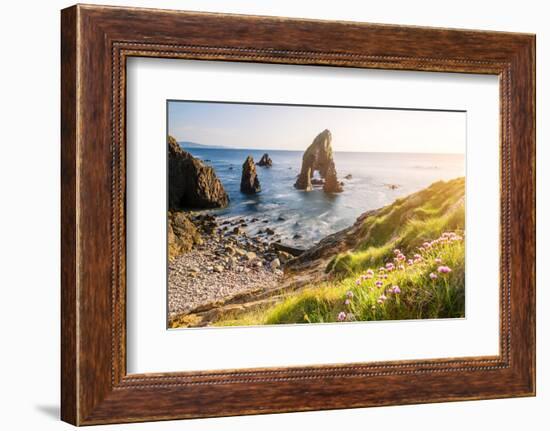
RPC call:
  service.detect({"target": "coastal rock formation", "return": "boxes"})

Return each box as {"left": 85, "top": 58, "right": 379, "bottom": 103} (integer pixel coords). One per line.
{"left": 240, "top": 156, "right": 261, "bottom": 194}
{"left": 168, "top": 211, "right": 202, "bottom": 260}
{"left": 257, "top": 153, "right": 273, "bottom": 167}
{"left": 323, "top": 162, "right": 343, "bottom": 193}
{"left": 168, "top": 136, "right": 229, "bottom": 209}
{"left": 294, "top": 129, "right": 343, "bottom": 193}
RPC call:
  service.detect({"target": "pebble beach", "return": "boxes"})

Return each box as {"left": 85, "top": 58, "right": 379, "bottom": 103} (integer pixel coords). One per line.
{"left": 168, "top": 213, "right": 291, "bottom": 319}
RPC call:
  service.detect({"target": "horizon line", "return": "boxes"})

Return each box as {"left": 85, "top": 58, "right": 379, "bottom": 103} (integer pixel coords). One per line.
{"left": 176, "top": 142, "right": 464, "bottom": 156}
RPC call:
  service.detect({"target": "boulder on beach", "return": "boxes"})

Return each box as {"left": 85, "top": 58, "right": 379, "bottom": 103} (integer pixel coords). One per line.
{"left": 240, "top": 156, "right": 261, "bottom": 194}
{"left": 168, "top": 211, "right": 202, "bottom": 260}
{"left": 294, "top": 129, "right": 343, "bottom": 193}
{"left": 257, "top": 153, "right": 273, "bottom": 167}
{"left": 168, "top": 136, "right": 229, "bottom": 209}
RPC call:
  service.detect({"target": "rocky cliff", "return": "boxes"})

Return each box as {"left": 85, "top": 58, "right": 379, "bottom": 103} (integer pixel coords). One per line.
{"left": 240, "top": 155, "right": 261, "bottom": 194}
{"left": 168, "top": 136, "right": 229, "bottom": 209}
{"left": 294, "top": 129, "right": 343, "bottom": 193}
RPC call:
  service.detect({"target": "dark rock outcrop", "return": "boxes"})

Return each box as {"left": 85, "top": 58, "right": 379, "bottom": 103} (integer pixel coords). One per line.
{"left": 240, "top": 156, "right": 261, "bottom": 194}
{"left": 385, "top": 183, "right": 400, "bottom": 190}
{"left": 257, "top": 153, "right": 273, "bottom": 167}
{"left": 271, "top": 242, "right": 305, "bottom": 257}
{"left": 294, "top": 129, "right": 343, "bottom": 193}
{"left": 168, "top": 211, "right": 202, "bottom": 260}
{"left": 168, "top": 136, "right": 229, "bottom": 209}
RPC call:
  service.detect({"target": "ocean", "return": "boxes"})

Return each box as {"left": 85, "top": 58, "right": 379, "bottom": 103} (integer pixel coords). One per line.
{"left": 184, "top": 147, "right": 465, "bottom": 249}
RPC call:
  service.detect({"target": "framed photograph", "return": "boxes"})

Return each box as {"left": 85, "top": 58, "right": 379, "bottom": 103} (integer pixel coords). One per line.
{"left": 61, "top": 4, "right": 536, "bottom": 425}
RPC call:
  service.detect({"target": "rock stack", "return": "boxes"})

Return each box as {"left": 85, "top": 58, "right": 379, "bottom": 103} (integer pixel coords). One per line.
{"left": 240, "top": 156, "right": 261, "bottom": 194}
{"left": 168, "top": 136, "right": 229, "bottom": 209}
{"left": 294, "top": 129, "right": 343, "bottom": 193}
{"left": 257, "top": 153, "right": 273, "bottom": 167}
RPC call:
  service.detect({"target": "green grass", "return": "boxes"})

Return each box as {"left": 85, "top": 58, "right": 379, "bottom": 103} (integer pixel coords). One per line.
{"left": 327, "top": 177, "right": 464, "bottom": 275}
{"left": 215, "top": 177, "right": 466, "bottom": 326}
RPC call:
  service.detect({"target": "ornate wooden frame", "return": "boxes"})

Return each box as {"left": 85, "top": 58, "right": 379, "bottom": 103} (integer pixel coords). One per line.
{"left": 61, "top": 4, "right": 536, "bottom": 425}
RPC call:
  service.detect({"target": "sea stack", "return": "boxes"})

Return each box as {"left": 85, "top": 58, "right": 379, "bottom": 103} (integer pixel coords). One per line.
{"left": 257, "top": 153, "right": 273, "bottom": 167}
{"left": 168, "top": 136, "right": 229, "bottom": 209}
{"left": 294, "top": 129, "right": 343, "bottom": 193}
{"left": 240, "top": 156, "right": 261, "bottom": 194}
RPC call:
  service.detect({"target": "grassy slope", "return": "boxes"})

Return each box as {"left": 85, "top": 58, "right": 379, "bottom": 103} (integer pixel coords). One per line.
{"left": 216, "top": 177, "right": 465, "bottom": 326}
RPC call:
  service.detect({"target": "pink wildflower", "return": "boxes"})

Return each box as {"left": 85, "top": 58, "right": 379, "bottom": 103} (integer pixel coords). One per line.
{"left": 435, "top": 257, "right": 442, "bottom": 264}
{"left": 344, "top": 299, "right": 351, "bottom": 306}
{"left": 337, "top": 312, "right": 347, "bottom": 321}
{"left": 366, "top": 269, "right": 374, "bottom": 276}
{"left": 437, "top": 265, "right": 452, "bottom": 274}
{"left": 393, "top": 249, "right": 401, "bottom": 255}
{"left": 389, "top": 285, "right": 401, "bottom": 294}
{"left": 375, "top": 281, "right": 383, "bottom": 288}
{"left": 429, "top": 272, "right": 438, "bottom": 280}
{"left": 386, "top": 262, "right": 395, "bottom": 271}
{"left": 346, "top": 290, "right": 354, "bottom": 299}
{"left": 407, "top": 259, "right": 414, "bottom": 265}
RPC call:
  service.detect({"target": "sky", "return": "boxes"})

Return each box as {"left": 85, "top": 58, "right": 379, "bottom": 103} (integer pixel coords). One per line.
{"left": 168, "top": 101, "right": 465, "bottom": 154}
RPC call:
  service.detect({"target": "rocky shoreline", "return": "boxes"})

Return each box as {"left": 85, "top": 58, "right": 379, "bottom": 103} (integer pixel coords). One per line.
{"left": 168, "top": 212, "right": 297, "bottom": 323}
{"left": 166, "top": 130, "right": 348, "bottom": 327}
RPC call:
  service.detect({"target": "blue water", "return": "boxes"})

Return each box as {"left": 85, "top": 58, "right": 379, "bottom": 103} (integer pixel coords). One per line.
{"left": 185, "top": 147, "right": 464, "bottom": 248}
